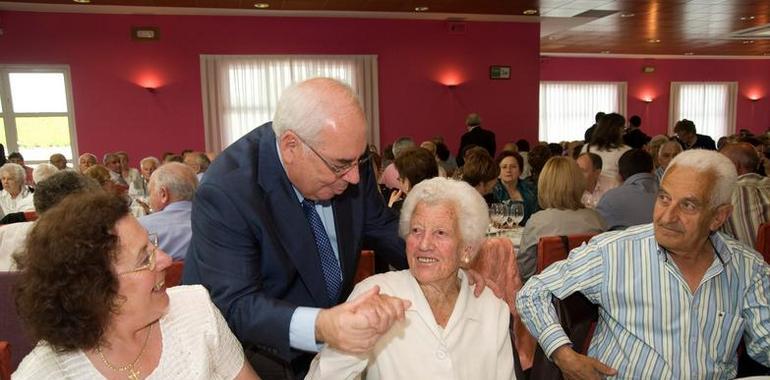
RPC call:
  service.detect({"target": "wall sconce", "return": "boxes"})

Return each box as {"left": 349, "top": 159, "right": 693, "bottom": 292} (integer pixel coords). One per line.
{"left": 446, "top": 84, "right": 458, "bottom": 89}
{"left": 643, "top": 97, "right": 653, "bottom": 103}
{"left": 749, "top": 96, "right": 760, "bottom": 102}
{"left": 145, "top": 87, "right": 157, "bottom": 94}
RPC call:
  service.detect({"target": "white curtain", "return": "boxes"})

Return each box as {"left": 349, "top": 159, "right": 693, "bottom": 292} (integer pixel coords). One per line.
{"left": 539, "top": 81, "right": 627, "bottom": 143}
{"left": 200, "top": 55, "right": 379, "bottom": 153}
{"left": 669, "top": 82, "right": 737, "bottom": 139}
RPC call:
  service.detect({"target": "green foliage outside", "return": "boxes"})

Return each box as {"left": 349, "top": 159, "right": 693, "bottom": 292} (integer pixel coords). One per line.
{"left": 15, "top": 116, "right": 71, "bottom": 148}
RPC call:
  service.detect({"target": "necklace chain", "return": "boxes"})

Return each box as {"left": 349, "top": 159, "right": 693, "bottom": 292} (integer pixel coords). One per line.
{"left": 96, "top": 322, "right": 154, "bottom": 379}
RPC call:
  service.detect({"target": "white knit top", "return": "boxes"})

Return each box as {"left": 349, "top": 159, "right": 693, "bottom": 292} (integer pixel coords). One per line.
{"left": 13, "top": 285, "right": 244, "bottom": 379}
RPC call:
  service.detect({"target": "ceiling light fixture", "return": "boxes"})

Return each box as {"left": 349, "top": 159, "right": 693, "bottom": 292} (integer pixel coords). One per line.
{"left": 648, "top": 39, "right": 661, "bottom": 43}
{"left": 684, "top": 52, "right": 695, "bottom": 56}
{"left": 601, "top": 50, "right": 611, "bottom": 54}
{"left": 523, "top": 9, "right": 538, "bottom": 15}
{"left": 743, "top": 40, "right": 755, "bottom": 44}
{"left": 253, "top": 3, "right": 270, "bottom": 8}
{"left": 414, "top": 6, "right": 429, "bottom": 12}
{"left": 740, "top": 16, "right": 756, "bottom": 21}
{"left": 73, "top": 0, "right": 91, "bottom": 3}
{"left": 620, "top": 13, "right": 635, "bottom": 18}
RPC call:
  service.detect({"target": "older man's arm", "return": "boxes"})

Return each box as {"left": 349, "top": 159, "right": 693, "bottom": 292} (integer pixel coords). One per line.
{"left": 743, "top": 262, "right": 770, "bottom": 366}
{"left": 515, "top": 242, "right": 616, "bottom": 379}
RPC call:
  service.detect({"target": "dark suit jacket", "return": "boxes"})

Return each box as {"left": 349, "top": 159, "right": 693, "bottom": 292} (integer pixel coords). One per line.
{"left": 182, "top": 123, "right": 407, "bottom": 373}
{"left": 622, "top": 128, "right": 651, "bottom": 149}
{"left": 457, "top": 126, "right": 496, "bottom": 167}
{"left": 677, "top": 133, "right": 717, "bottom": 151}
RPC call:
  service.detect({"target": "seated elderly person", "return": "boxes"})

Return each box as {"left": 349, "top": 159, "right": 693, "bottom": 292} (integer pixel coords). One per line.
{"left": 0, "top": 171, "right": 100, "bottom": 270}
{"left": 517, "top": 149, "right": 770, "bottom": 379}
{"left": 128, "top": 156, "right": 160, "bottom": 209}
{"left": 720, "top": 142, "right": 770, "bottom": 247}
{"left": 493, "top": 151, "right": 538, "bottom": 225}
{"left": 49, "top": 153, "right": 68, "bottom": 170}
{"left": 13, "top": 192, "right": 260, "bottom": 379}
{"left": 387, "top": 147, "right": 439, "bottom": 212}
{"left": 460, "top": 148, "right": 500, "bottom": 204}
{"left": 7, "top": 152, "right": 35, "bottom": 188}
{"left": 595, "top": 149, "right": 658, "bottom": 230}
{"left": 0, "top": 163, "right": 34, "bottom": 216}
{"left": 78, "top": 152, "right": 98, "bottom": 173}
{"left": 518, "top": 157, "right": 606, "bottom": 282}
{"left": 654, "top": 139, "right": 683, "bottom": 183}
{"left": 307, "top": 177, "right": 515, "bottom": 379}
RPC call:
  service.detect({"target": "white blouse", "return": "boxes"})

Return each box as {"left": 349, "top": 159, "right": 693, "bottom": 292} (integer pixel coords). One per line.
{"left": 0, "top": 187, "right": 34, "bottom": 215}
{"left": 306, "top": 270, "right": 516, "bottom": 380}
{"left": 13, "top": 285, "right": 244, "bottom": 380}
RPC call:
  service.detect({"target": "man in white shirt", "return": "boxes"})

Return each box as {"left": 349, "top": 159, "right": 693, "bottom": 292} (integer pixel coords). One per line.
{"left": 577, "top": 152, "right": 610, "bottom": 208}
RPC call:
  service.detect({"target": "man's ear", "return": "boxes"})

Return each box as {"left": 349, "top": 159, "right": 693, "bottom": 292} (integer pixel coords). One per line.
{"left": 278, "top": 131, "right": 301, "bottom": 164}
{"left": 709, "top": 203, "right": 733, "bottom": 231}
{"left": 159, "top": 186, "right": 171, "bottom": 205}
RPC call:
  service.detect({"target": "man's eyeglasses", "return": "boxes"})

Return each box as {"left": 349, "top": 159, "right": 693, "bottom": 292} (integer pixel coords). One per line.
{"left": 294, "top": 133, "right": 371, "bottom": 177}
{"left": 118, "top": 233, "right": 159, "bottom": 275}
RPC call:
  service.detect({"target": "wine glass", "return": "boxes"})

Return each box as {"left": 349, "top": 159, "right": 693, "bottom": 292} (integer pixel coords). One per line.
{"left": 489, "top": 203, "right": 506, "bottom": 229}
{"left": 509, "top": 203, "right": 524, "bottom": 228}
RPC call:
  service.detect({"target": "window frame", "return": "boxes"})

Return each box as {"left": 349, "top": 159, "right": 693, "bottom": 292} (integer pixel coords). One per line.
{"left": 668, "top": 81, "right": 737, "bottom": 140}
{"left": 0, "top": 64, "right": 78, "bottom": 165}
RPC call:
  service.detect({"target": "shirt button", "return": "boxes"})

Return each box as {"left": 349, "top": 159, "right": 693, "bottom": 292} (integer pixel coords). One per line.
{"left": 436, "top": 350, "right": 447, "bottom": 360}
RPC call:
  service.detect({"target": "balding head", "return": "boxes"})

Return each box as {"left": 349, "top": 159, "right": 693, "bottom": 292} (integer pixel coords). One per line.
{"left": 148, "top": 162, "right": 198, "bottom": 212}
{"left": 720, "top": 142, "right": 759, "bottom": 176}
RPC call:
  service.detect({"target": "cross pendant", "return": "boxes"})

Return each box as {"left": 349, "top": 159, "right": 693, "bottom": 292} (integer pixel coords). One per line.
{"left": 127, "top": 368, "right": 141, "bottom": 380}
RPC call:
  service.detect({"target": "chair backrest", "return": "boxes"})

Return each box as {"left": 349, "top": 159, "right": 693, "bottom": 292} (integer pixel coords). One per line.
{"left": 0, "top": 272, "right": 34, "bottom": 373}
{"left": 536, "top": 233, "right": 597, "bottom": 273}
{"left": 165, "top": 261, "right": 185, "bottom": 287}
{"left": 354, "top": 250, "right": 375, "bottom": 284}
{"left": 0, "top": 341, "right": 10, "bottom": 380}
{"left": 755, "top": 223, "right": 770, "bottom": 265}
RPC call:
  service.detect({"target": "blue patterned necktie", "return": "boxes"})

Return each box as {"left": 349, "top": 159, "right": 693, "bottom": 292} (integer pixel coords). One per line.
{"left": 301, "top": 199, "right": 342, "bottom": 302}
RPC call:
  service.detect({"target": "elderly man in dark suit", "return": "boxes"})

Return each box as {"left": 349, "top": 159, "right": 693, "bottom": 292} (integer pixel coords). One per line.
{"left": 183, "top": 78, "right": 412, "bottom": 379}
{"left": 457, "top": 113, "right": 496, "bottom": 167}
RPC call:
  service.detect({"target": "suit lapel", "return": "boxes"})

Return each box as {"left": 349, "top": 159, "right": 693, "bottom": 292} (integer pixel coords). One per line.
{"left": 257, "top": 126, "right": 330, "bottom": 307}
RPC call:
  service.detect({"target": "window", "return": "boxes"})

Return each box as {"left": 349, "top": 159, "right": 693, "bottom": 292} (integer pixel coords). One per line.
{"left": 669, "top": 82, "right": 737, "bottom": 140}
{"left": 539, "top": 81, "right": 627, "bottom": 142}
{"left": 0, "top": 66, "right": 78, "bottom": 164}
{"left": 200, "top": 55, "right": 379, "bottom": 152}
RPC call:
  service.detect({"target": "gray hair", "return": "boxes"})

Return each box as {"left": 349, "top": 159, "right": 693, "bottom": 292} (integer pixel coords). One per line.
{"left": 399, "top": 177, "right": 489, "bottom": 255}
{"left": 663, "top": 149, "right": 736, "bottom": 207}
{"left": 272, "top": 77, "right": 364, "bottom": 146}
{"left": 0, "top": 163, "right": 26, "bottom": 184}
{"left": 140, "top": 156, "right": 160, "bottom": 168}
{"left": 32, "top": 163, "right": 59, "bottom": 184}
{"left": 392, "top": 137, "right": 416, "bottom": 158}
{"left": 33, "top": 171, "right": 100, "bottom": 214}
{"left": 149, "top": 162, "right": 198, "bottom": 202}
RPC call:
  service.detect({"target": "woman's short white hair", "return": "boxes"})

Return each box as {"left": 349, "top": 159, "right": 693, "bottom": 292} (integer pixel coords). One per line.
{"left": 32, "top": 163, "right": 59, "bottom": 184}
{"left": 663, "top": 149, "right": 737, "bottom": 207}
{"left": 272, "top": 77, "right": 364, "bottom": 145}
{"left": 0, "top": 163, "right": 26, "bottom": 184}
{"left": 399, "top": 177, "right": 489, "bottom": 253}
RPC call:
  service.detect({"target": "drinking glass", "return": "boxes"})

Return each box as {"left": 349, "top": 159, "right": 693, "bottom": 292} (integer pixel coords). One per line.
{"left": 510, "top": 203, "right": 524, "bottom": 227}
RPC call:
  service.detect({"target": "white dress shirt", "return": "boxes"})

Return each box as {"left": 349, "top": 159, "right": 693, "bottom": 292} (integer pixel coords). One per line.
{"left": 0, "top": 187, "right": 34, "bottom": 215}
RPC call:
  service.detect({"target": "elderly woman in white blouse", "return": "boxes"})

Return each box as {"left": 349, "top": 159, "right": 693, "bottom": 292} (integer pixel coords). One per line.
{"left": 0, "top": 162, "right": 34, "bottom": 216}
{"left": 307, "top": 177, "right": 515, "bottom": 380}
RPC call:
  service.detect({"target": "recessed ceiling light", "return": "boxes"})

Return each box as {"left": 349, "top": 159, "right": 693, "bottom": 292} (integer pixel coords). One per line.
{"left": 743, "top": 40, "right": 755, "bottom": 44}
{"left": 523, "top": 9, "right": 538, "bottom": 15}
{"left": 648, "top": 39, "right": 661, "bottom": 43}
{"left": 740, "top": 16, "right": 756, "bottom": 21}
{"left": 414, "top": 6, "right": 429, "bottom": 12}
{"left": 73, "top": 0, "right": 91, "bottom": 3}
{"left": 253, "top": 3, "right": 270, "bottom": 8}
{"left": 601, "top": 50, "right": 611, "bottom": 54}
{"left": 547, "top": 35, "right": 559, "bottom": 40}
{"left": 620, "top": 13, "right": 635, "bottom": 18}
{"left": 684, "top": 52, "right": 695, "bottom": 56}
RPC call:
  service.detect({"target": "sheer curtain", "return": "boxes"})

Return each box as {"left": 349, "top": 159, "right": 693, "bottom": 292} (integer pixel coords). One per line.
{"left": 200, "top": 55, "right": 379, "bottom": 152}
{"left": 539, "top": 82, "right": 627, "bottom": 143}
{"left": 669, "top": 82, "right": 737, "bottom": 139}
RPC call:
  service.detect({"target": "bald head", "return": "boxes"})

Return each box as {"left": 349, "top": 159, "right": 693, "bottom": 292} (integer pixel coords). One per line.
{"left": 720, "top": 142, "right": 759, "bottom": 176}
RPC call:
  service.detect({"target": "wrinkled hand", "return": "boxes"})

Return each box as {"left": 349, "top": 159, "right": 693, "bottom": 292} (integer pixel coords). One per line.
{"left": 315, "top": 286, "right": 411, "bottom": 353}
{"left": 552, "top": 345, "right": 617, "bottom": 380}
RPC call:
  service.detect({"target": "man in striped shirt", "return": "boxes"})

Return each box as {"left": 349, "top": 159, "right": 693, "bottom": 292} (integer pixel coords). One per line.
{"left": 720, "top": 142, "right": 770, "bottom": 248}
{"left": 517, "top": 149, "right": 770, "bottom": 379}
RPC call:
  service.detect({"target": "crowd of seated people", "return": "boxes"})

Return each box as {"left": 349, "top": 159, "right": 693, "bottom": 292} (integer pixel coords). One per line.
{"left": 4, "top": 81, "right": 770, "bottom": 380}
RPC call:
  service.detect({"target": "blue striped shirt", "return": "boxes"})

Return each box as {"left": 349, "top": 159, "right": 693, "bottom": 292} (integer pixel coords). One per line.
{"left": 516, "top": 223, "right": 770, "bottom": 379}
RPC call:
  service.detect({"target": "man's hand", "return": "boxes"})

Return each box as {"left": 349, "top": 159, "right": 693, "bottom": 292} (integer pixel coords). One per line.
{"left": 552, "top": 345, "right": 617, "bottom": 380}
{"left": 315, "top": 286, "right": 411, "bottom": 353}
{"left": 464, "top": 269, "right": 490, "bottom": 298}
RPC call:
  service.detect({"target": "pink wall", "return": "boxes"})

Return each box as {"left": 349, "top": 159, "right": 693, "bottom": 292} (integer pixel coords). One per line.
{"left": 0, "top": 11, "right": 540, "bottom": 161}
{"left": 540, "top": 56, "right": 770, "bottom": 139}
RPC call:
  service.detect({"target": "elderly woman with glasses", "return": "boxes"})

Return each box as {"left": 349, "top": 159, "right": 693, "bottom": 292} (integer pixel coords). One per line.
{"left": 307, "top": 177, "right": 515, "bottom": 379}
{"left": 13, "top": 192, "right": 260, "bottom": 379}
{"left": 0, "top": 162, "right": 34, "bottom": 216}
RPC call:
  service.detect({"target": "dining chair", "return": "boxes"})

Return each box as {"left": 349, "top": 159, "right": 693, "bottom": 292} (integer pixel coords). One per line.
{"left": 353, "top": 250, "right": 375, "bottom": 284}
{"left": 754, "top": 223, "right": 770, "bottom": 265}
{"left": 165, "top": 261, "right": 185, "bottom": 287}
{"left": 536, "top": 233, "right": 597, "bottom": 273}
{"left": 0, "top": 340, "right": 10, "bottom": 380}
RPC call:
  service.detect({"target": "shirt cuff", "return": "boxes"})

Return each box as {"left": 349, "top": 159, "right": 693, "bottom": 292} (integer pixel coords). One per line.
{"left": 289, "top": 307, "right": 323, "bottom": 353}
{"left": 540, "top": 323, "right": 573, "bottom": 358}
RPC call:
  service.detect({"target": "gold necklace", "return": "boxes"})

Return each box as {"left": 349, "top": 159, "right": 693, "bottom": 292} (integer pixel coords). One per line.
{"left": 96, "top": 322, "right": 154, "bottom": 380}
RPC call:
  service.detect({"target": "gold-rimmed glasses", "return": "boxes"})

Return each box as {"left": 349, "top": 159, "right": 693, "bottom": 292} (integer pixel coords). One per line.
{"left": 294, "top": 133, "right": 371, "bottom": 177}
{"left": 118, "top": 233, "right": 159, "bottom": 275}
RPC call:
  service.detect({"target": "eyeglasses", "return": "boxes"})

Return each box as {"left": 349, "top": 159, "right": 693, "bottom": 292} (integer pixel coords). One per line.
{"left": 118, "top": 233, "right": 159, "bottom": 275}
{"left": 294, "top": 133, "right": 371, "bottom": 177}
